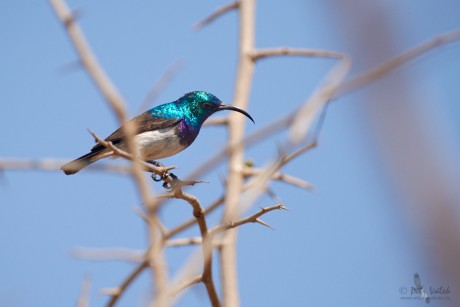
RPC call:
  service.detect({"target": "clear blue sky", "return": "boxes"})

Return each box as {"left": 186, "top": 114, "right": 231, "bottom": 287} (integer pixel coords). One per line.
{"left": 1, "top": 1, "right": 459, "bottom": 306}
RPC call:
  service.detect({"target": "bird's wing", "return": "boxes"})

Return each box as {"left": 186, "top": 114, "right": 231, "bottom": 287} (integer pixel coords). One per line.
{"left": 91, "top": 112, "right": 181, "bottom": 151}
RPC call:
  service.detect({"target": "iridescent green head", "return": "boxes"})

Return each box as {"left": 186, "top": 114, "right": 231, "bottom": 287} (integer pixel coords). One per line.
{"left": 178, "top": 91, "right": 254, "bottom": 127}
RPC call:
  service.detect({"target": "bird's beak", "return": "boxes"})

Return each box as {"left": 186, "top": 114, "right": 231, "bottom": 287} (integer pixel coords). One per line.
{"left": 218, "top": 103, "right": 255, "bottom": 123}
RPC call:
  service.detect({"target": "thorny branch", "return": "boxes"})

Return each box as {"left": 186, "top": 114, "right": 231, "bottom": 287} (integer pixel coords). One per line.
{"left": 49, "top": 0, "right": 153, "bottom": 208}
{"left": 106, "top": 260, "right": 149, "bottom": 307}
{"left": 220, "top": 0, "right": 256, "bottom": 304}
{"left": 49, "top": 0, "right": 171, "bottom": 305}
{"left": 335, "top": 29, "right": 460, "bottom": 96}
{"left": 158, "top": 186, "right": 221, "bottom": 306}
{"left": 211, "top": 204, "right": 287, "bottom": 235}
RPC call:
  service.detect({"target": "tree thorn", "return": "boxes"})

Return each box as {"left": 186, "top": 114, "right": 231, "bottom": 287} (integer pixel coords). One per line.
{"left": 255, "top": 218, "right": 273, "bottom": 229}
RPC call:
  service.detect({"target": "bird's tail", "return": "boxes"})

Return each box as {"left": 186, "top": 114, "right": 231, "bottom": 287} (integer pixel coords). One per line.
{"left": 61, "top": 151, "right": 102, "bottom": 175}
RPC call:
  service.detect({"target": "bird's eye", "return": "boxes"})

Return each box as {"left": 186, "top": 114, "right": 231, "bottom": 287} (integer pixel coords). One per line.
{"left": 203, "top": 102, "right": 211, "bottom": 109}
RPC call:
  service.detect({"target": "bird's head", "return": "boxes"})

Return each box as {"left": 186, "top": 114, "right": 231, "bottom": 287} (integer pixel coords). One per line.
{"left": 181, "top": 91, "right": 254, "bottom": 125}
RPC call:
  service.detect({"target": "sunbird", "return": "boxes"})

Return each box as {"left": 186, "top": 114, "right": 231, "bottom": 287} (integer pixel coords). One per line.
{"left": 61, "top": 91, "right": 254, "bottom": 175}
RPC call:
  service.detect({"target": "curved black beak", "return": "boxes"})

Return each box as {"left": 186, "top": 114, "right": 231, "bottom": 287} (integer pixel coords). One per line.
{"left": 218, "top": 103, "right": 255, "bottom": 123}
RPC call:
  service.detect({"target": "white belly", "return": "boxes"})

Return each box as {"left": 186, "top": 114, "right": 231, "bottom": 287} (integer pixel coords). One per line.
{"left": 135, "top": 127, "right": 186, "bottom": 160}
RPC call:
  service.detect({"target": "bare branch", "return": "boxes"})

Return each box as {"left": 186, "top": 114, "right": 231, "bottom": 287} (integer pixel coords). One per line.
{"left": 250, "top": 47, "right": 346, "bottom": 61}
{"left": 194, "top": 1, "right": 239, "bottom": 30}
{"left": 49, "top": 0, "right": 126, "bottom": 110}
{"left": 50, "top": 0, "right": 152, "bottom": 210}
{"left": 77, "top": 276, "right": 91, "bottom": 307}
{"left": 211, "top": 204, "right": 286, "bottom": 235}
{"left": 147, "top": 212, "right": 171, "bottom": 307}
{"left": 106, "top": 260, "right": 149, "bottom": 307}
{"left": 166, "top": 237, "right": 227, "bottom": 248}
{"left": 50, "top": 0, "right": 154, "bottom": 213}
{"left": 184, "top": 114, "right": 293, "bottom": 183}
{"left": 220, "top": 0, "right": 257, "bottom": 304}
{"left": 173, "top": 275, "right": 202, "bottom": 295}
{"left": 181, "top": 30, "right": 460, "bottom": 190}
{"left": 166, "top": 195, "right": 224, "bottom": 239}
{"left": 137, "top": 59, "right": 185, "bottom": 113}
{"left": 290, "top": 29, "right": 460, "bottom": 144}
{"left": 71, "top": 247, "right": 145, "bottom": 263}
{"left": 171, "top": 187, "right": 221, "bottom": 307}
{"left": 50, "top": 1, "right": 171, "bottom": 304}
{"left": 336, "top": 28, "right": 460, "bottom": 96}
{"left": 170, "top": 249, "right": 205, "bottom": 305}
{"left": 289, "top": 55, "right": 352, "bottom": 144}
{"left": 203, "top": 117, "right": 229, "bottom": 126}
{"left": 242, "top": 167, "right": 314, "bottom": 191}
{"left": 280, "top": 141, "right": 318, "bottom": 168}
{"left": 0, "top": 158, "right": 128, "bottom": 174}
{"left": 166, "top": 237, "right": 202, "bottom": 247}
{"left": 165, "top": 143, "right": 314, "bottom": 241}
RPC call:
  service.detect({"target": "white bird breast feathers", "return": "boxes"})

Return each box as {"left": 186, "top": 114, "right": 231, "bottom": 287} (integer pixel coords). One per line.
{"left": 135, "top": 127, "right": 185, "bottom": 159}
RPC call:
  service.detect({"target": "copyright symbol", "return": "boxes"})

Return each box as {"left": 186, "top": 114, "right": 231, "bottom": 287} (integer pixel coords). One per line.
{"left": 399, "top": 286, "right": 407, "bottom": 295}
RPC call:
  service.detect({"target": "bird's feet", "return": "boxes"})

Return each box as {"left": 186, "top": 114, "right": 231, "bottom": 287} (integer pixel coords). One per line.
{"left": 148, "top": 160, "right": 176, "bottom": 188}
{"left": 147, "top": 160, "right": 168, "bottom": 182}
{"left": 147, "top": 160, "right": 204, "bottom": 190}
{"left": 162, "top": 173, "right": 178, "bottom": 189}
{"left": 145, "top": 160, "right": 164, "bottom": 168}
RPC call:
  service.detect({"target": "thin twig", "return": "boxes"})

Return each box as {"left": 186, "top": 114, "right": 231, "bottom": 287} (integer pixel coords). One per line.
{"left": 50, "top": 0, "right": 170, "bottom": 304}
{"left": 194, "top": 1, "right": 240, "bottom": 30}
{"left": 137, "top": 59, "right": 185, "bottom": 113}
{"left": 50, "top": 0, "right": 150, "bottom": 206}
{"left": 171, "top": 187, "right": 221, "bottom": 307}
{"left": 0, "top": 158, "right": 127, "bottom": 174}
{"left": 166, "top": 237, "right": 202, "bottom": 247}
{"left": 289, "top": 54, "right": 351, "bottom": 144}
{"left": 242, "top": 167, "right": 314, "bottom": 191}
{"left": 250, "top": 47, "right": 345, "bottom": 61}
{"left": 184, "top": 114, "right": 293, "bottom": 183}
{"left": 173, "top": 275, "right": 203, "bottom": 295}
{"left": 211, "top": 204, "right": 287, "bottom": 235}
{"left": 279, "top": 141, "right": 318, "bottom": 169}
{"left": 49, "top": 0, "right": 126, "bottom": 110}
{"left": 77, "top": 276, "right": 91, "bottom": 307}
{"left": 170, "top": 248, "right": 206, "bottom": 305}
{"left": 336, "top": 28, "right": 460, "bottom": 96}
{"left": 71, "top": 247, "right": 145, "bottom": 263}
{"left": 50, "top": 0, "right": 154, "bottom": 213}
{"left": 147, "top": 209, "right": 171, "bottom": 307}
{"left": 166, "top": 147, "right": 314, "bottom": 242}
{"left": 106, "top": 260, "right": 149, "bottom": 307}
{"left": 166, "top": 195, "right": 224, "bottom": 239}
{"left": 203, "top": 117, "right": 229, "bottom": 126}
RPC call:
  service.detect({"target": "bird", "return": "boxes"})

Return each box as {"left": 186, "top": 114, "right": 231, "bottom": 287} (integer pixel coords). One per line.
{"left": 61, "top": 91, "right": 254, "bottom": 175}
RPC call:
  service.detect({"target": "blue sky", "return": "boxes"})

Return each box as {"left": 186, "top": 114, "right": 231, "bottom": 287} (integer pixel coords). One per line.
{"left": 1, "top": 1, "right": 460, "bottom": 306}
